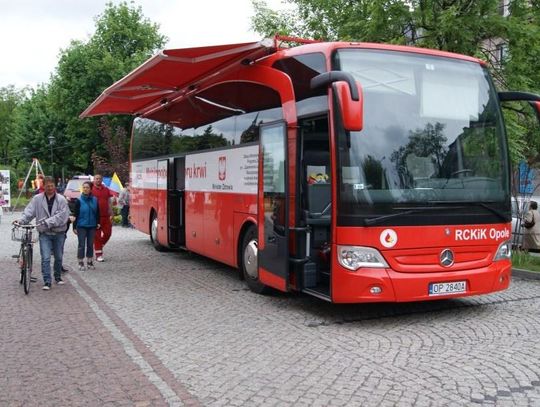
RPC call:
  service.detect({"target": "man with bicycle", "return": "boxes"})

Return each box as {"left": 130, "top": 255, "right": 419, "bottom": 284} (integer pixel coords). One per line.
{"left": 16, "top": 176, "right": 70, "bottom": 290}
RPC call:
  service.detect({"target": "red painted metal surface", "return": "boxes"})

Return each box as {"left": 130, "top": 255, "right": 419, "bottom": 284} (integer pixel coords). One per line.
{"left": 85, "top": 39, "right": 506, "bottom": 303}
{"left": 336, "top": 224, "right": 511, "bottom": 251}
{"left": 330, "top": 224, "right": 511, "bottom": 302}
{"left": 185, "top": 191, "right": 256, "bottom": 267}
{"left": 331, "top": 257, "right": 511, "bottom": 303}
{"left": 130, "top": 187, "right": 160, "bottom": 234}
{"left": 80, "top": 41, "right": 274, "bottom": 118}
{"left": 81, "top": 40, "right": 485, "bottom": 121}
{"left": 259, "top": 267, "right": 287, "bottom": 292}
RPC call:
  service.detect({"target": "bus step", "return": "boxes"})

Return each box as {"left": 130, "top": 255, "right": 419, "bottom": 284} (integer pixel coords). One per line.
{"left": 303, "top": 286, "right": 331, "bottom": 301}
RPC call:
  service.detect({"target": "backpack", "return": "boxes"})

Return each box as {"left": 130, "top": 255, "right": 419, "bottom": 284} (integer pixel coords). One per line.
{"left": 524, "top": 213, "right": 536, "bottom": 229}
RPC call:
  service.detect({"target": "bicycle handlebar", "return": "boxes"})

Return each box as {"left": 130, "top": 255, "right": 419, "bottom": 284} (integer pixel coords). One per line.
{"left": 12, "top": 222, "right": 38, "bottom": 229}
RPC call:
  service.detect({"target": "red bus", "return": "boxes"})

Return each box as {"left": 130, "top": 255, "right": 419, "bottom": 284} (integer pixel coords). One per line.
{"left": 82, "top": 37, "right": 540, "bottom": 303}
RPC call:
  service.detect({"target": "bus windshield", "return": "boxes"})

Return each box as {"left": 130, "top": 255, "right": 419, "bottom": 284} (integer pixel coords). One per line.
{"left": 333, "top": 49, "right": 509, "bottom": 225}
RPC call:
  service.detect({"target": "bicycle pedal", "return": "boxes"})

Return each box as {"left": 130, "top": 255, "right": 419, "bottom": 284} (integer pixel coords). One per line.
{"left": 30, "top": 277, "right": 38, "bottom": 283}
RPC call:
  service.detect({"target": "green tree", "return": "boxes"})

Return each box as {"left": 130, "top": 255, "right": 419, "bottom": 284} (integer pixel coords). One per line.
{"left": 13, "top": 85, "right": 58, "bottom": 172}
{"left": 45, "top": 1, "right": 166, "bottom": 174}
{"left": 252, "top": 0, "right": 506, "bottom": 52}
{"left": 499, "top": 1, "right": 540, "bottom": 165}
{"left": 251, "top": 0, "right": 540, "bottom": 164}
{"left": 251, "top": 0, "right": 306, "bottom": 38}
{"left": 0, "top": 86, "right": 29, "bottom": 167}
{"left": 195, "top": 125, "right": 228, "bottom": 150}
{"left": 91, "top": 118, "right": 130, "bottom": 182}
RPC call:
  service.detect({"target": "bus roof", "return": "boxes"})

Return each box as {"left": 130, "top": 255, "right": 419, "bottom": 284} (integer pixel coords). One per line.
{"left": 80, "top": 38, "right": 485, "bottom": 121}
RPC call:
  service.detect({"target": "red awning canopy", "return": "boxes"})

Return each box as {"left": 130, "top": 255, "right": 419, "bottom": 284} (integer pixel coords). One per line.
{"left": 80, "top": 40, "right": 275, "bottom": 119}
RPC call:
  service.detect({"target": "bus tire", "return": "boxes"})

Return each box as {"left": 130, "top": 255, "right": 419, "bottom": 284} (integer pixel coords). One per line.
{"left": 150, "top": 212, "right": 167, "bottom": 252}
{"left": 241, "top": 225, "right": 270, "bottom": 294}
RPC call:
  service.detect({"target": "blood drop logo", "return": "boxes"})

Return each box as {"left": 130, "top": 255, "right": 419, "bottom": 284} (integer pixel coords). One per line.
{"left": 380, "top": 229, "right": 398, "bottom": 248}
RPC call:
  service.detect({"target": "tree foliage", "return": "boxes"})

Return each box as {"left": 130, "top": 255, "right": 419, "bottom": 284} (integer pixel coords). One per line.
{"left": 92, "top": 118, "right": 129, "bottom": 182}
{"left": 48, "top": 2, "right": 166, "bottom": 176}
{"left": 500, "top": 1, "right": 540, "bottom": 165}
{"left": 8, "top": 1, "right": 166, "bottom": 181}
{"left": 0, "top": 86, "right": 28, "bottom": 167}
{"left": 13, "top": 85, "right": 59, "bottom": 173}
{"left": 252, "top": 0, "right": 506, "bottom": 51}
{"left": 251, "top": 0, "right": 540, "bottom": 164}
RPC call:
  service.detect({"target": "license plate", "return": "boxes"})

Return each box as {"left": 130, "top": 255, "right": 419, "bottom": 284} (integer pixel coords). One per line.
{"left": 428, "top": 281, "right": 467, "bottom": 296}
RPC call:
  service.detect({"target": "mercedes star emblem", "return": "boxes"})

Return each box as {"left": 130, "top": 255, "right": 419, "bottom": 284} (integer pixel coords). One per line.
{"left": 440, "top": 249, "right": 454, "bottom": 267}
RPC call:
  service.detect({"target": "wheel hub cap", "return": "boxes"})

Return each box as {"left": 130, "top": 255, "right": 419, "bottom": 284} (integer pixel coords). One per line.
{"left": 244, "top": 240, "right": 258, "bottom": 279}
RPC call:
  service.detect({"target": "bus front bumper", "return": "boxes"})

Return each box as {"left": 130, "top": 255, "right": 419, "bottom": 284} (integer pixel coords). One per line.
{"left": 331, "top": 261, "right": 511, "bottom": 303}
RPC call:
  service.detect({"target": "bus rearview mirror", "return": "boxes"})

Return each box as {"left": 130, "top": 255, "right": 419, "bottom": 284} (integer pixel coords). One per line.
{"left": 531, "top": 101, "right": 540, "bottom": 124}
{"left": 498, "top": 91, "right": 540, "bottom": 126}
{"left": 334, "top": 81, "right": 363, "bottom": 132}
{"left": 311, "top": 71, "right": 363, "bottom": 132}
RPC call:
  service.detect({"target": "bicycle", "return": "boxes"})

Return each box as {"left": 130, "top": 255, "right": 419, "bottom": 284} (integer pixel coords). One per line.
{"left": 11, "top": 223, "right": 38, "bottom": 294}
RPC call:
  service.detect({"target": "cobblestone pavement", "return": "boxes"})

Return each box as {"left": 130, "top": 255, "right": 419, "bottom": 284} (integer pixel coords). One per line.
{"left": 1, "top": 210, "right": 540, "bottom": 406}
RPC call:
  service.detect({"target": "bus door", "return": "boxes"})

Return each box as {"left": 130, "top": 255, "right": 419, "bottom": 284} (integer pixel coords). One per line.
{"left": 155, "top": 159, "right": 169, "bottom": 247}
{"left": 168, "top": 157, "right": 185, "bottom": 247}
{"left": 299, "top": 116, "right": 331, "bottom": 298}
{"left": 258, "top": 122, "right": 289, "bottom": 291}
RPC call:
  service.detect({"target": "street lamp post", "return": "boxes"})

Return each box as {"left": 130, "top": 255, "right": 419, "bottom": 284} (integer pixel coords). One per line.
{"left": 48, "top": 135, "right": 55, "bottom": 177}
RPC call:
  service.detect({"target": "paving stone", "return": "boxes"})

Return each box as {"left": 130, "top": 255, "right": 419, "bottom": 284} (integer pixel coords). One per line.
{"left": 1, "top": 211, "right": 540, "bottom": 405}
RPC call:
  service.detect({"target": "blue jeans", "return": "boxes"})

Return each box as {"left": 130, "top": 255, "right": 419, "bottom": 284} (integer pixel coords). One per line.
{"left": 77, "top": 227, "right": 96, "bottom": 259}
{"left": 121, "top": 205, "right": 130, "bottom": 226}
{"left": 39, "top": 233, "right": 66, "bottom": 284}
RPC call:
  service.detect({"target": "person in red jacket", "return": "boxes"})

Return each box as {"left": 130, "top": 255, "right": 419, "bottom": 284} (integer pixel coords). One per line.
{"left": 34, "top": 174, "right": 45, "bottom": 195}
{"left": 92, "top": 174, "right": 114, "bottom": 262}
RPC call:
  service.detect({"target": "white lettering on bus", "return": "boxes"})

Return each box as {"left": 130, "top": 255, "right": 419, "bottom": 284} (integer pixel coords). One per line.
{"left": 455, "top": 228, "right": 509, "bottom": 241}
{"left": 145, "top": 167, "right": 167, "bottom": 178}
{"left": 186, "top": 162, "right": 207, "bottom": 179}
{"left": 489, "top": 228, "right": 510, "bottom": 240}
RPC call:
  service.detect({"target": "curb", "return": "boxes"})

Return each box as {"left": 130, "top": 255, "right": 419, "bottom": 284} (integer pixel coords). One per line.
{"left": 512, "top": 268, "right": 540, "bottom": 280}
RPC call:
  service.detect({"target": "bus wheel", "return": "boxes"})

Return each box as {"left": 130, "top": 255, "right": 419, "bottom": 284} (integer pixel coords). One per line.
{"left": 150, "top": 212, "right": 167, "bottom": 252}
{"left": 241, "top": 225, "right": 269, "bottom": 294}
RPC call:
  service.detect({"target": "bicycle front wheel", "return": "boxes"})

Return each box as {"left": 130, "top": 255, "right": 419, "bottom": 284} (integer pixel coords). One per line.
{"left": 18, "top": 246, "right": 24, "bottom": 285}
{"left": 22, "top": 244, "right": 31, "bottom": 294}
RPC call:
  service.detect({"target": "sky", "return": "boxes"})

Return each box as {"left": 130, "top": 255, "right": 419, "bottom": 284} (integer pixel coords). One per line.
{"left": 0, "top": 0, "right": 287, "bottom": 89}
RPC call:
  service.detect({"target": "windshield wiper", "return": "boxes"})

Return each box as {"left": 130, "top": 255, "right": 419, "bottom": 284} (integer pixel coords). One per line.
{"left": 476, "top": 202, "right": 508, "bottom": 222}
{"left": 364, "top": 209, "right": 419, "bottom": 226}
{"left": 364, "top": 206, "right": 454, "bottom": 226}
{"left": 428, "top": 200, "right": 509, "bottom": 222}
{"left": 364, "top": 201, "right": 509, "bottom": 226}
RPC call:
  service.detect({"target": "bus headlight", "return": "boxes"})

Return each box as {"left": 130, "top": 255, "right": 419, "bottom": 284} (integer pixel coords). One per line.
{"left": 337, "top": 246, "right": 389, "bottom": 271}
{"left": 494, "top": 240, "right": 511, "bottom": 261}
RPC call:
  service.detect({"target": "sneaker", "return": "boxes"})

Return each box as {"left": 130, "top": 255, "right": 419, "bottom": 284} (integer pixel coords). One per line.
{"left": 96, "top": 256, "right": 104, "bottom": 262}
{"left": 55, "top": 278, "right": 65, "bottom": 285}
{"left": 78, "top": 262, "right": 86, "bottom": 272}
{"left": 42, "top": 283, "right": 51, "bottom": 290}
{"left": 61, "top": 266, "right": 69, "bottom": 274}
{"left": 87, "top": 261, "right": 95, "bottom": 270}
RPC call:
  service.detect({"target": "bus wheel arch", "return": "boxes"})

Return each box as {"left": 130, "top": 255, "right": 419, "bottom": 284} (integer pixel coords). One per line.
{"left": 239, "top": 223, "right": 270, "bottom": 294}
{"left": 150, "top": 209, "right": 167, "bottom": 252}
